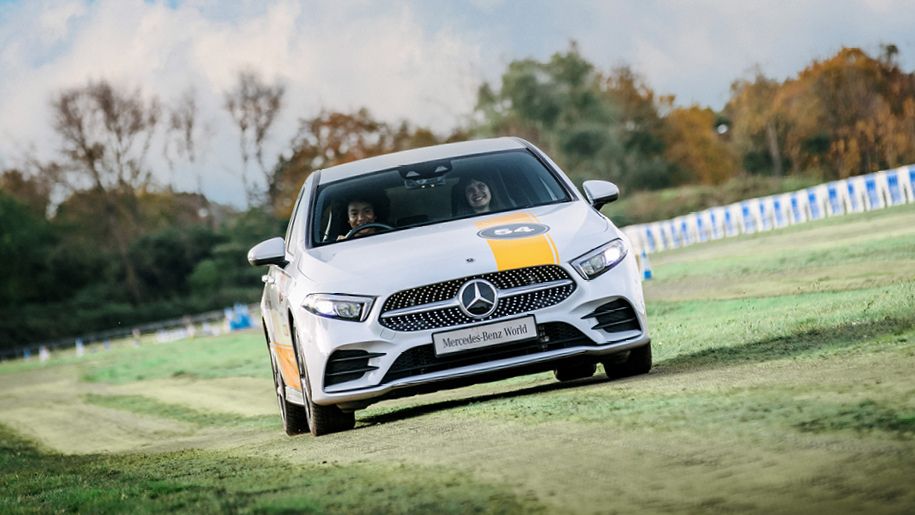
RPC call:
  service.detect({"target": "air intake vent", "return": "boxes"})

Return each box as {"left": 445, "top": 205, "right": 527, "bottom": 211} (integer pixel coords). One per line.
{"left": 584, "top": 299, "right": 640, "bottom": 333}
{"left": 324, "top": 349, "right": 384, "bottom": 387}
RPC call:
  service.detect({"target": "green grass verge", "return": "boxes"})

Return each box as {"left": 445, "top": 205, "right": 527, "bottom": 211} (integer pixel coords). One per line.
{"left": 0, "top": 332, "right": 268, "bottom": 383}
{"left": 80, "top": 332, "right": 269, "bottom": 384}
{"left": 0, "top": 426, "right": 541, "bottom": 514}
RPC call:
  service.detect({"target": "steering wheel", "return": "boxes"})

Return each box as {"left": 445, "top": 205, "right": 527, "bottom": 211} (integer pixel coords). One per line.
{"left": 344, "top": 222, "right": 394, "bottom": 239}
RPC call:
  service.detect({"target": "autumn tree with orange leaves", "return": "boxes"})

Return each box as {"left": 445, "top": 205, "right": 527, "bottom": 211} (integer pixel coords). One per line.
{"left": 729, "top": 46, "right": 915, "bottom": 179}
{"left": 662, "top": 106, "right": 738, "bottom": 185}
{"left": 270, "top": 109, "right": 459, "bottom": 218}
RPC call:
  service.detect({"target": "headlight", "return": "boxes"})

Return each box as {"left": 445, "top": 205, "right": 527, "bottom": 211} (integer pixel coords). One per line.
{"left": 303, "top": 294, "right": 374, "bottom": 322}
{"left": 572, "top": 239, "right": 628, "bottom": 280}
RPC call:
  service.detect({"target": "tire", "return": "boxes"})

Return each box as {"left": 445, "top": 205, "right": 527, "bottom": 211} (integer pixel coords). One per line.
{"left": 307, "top": 398, "right": 356, "bottom": 437}
{"left": 264, "top": 318, "right": 308, "bottom": 436}
{"left": 553, "top": 361, "right": 597, "bottom": 382}
{"left": 289, "top": 320, "right": 355, "bottom": 437}
{"left": 603, "top": 343, "right": 652, "bottom": 380}
{"left": 271, "top": 354, "right": 309, "bottom": 436}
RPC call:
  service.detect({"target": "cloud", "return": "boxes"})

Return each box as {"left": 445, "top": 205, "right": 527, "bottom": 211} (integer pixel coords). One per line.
{"left": 576, "top": 0, "right": 915, "bottom": 106}
{"left": 37, "top": 1, "right": 86, "bottom": 46}
{"left": 0, "top": 0, "right": 484, "bottom": 206}
{"left": 2, "top": 0, "right": 914, "bottom": 206}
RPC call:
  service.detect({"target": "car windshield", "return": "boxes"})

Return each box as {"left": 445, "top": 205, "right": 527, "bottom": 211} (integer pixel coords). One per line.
{"left": 310, "top": 149, "right": 572, "bottom": 246}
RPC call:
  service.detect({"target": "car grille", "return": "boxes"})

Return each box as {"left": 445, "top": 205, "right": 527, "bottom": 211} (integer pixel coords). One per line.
{"left": 583, "top": 299, "right": 641, "bottom": 333}
{"left": 381, "top": 322, "right": 592, "bottom": 384}
{"left": 379, "top": 265, "right": 577, "bottom": 332}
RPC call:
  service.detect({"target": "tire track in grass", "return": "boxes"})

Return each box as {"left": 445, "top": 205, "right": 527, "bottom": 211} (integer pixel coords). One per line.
{"left": 0, "top": 402, "right": 196, "bottom": 454}
{"left": 83, "top": 394, "right": 275, "bottom": 430}
{"left": 658, "top": 315, "right": 915, "bottom": 373}
{"left": 105, "top": 376, "right": 277, "bottom": 418}
{"left": 0, "top": 424, "right": 543, "bottom": 514}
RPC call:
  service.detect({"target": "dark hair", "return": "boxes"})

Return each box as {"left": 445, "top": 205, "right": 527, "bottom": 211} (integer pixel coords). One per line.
{"left": 342, "top": 192, "right": 389, "bottom": 222}
{"left": 453, "top": 175, "right": 502, "bottom": 215}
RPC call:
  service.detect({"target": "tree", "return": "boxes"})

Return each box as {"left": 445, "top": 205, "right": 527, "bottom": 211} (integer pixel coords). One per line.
{"left": 770, "top": 47, "right": 915, "bottom": 178}
{"left": 272, "top": 109, "right": 450, "bottom": 218}
{"left": 663, "top": 106, "right": 738, "bottom": 185}
{"left": 725, "top": 71, "right": 785, "bottom": 176}
{"left": 0, "top": 193, "right": 55, "bottom": 306}
{"left": 603, "top": 66, "right": 677, "bottom": 188}
{"left": 0, "top": 168, "right": 52, "bottom": 217}
{"left": 475, "top": 43, "right": 626, "bottom": 187}
{"left": 50, "top": 79, "right": 162, "bottom": 302}
{"left": 164, "top": 87, "right": 211, "bottom": 188}
{"left": 223, "top": 70, "right": 285, "bottom": 205}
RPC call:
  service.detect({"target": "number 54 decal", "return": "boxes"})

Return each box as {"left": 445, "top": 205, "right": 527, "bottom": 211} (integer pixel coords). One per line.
{"left": 477, "top": 223, "right": 550, "bottom": 239}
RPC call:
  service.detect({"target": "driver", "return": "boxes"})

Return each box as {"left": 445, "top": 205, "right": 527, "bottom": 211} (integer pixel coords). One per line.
{"left": 337, "top": 197, "right": 380, "bottom": 240}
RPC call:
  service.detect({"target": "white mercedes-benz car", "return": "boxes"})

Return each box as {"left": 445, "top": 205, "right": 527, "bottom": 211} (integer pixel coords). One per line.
{"left": 248, "top": 137, "right": 651, "bottom": 436}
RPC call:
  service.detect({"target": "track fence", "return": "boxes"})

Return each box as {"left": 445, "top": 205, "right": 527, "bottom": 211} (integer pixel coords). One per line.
{"left": 622, "top": 164, "right": 915, "bottom": 256}
{"left": 1, "top": 303, "right": 259, "bottom": 363}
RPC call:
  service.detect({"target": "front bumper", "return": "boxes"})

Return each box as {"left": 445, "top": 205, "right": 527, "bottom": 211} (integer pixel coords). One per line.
{"left": 297, "top": 255, "right": 648, "bottom": 406}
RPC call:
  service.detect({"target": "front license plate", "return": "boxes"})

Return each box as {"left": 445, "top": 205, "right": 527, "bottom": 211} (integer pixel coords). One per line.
{"left": 433, "top": 316, "right": 537, "bottom": 356}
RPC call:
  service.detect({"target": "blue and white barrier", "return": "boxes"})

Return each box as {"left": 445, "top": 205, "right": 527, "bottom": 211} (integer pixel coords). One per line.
{"left": 885, "top": 168, "right": 905, "bottom": 206}
{"left": 640, "top": 224, "right": 657, "bottom": 253}
{"left": 788, "top": 191, "right": 807, "bottom": 224}
{"left": 707, "top": 208, "right": 723, "bottom": 239}
{"left": 650, "top": 222, "right": 666, "bottom": 251}
{"left": 739, "top": 201, "right": 754, "bottom": 233}
{"left": 774, "top": 194, "right": 792, "bottom": 228}
{"left": 665, "top": 220, "right": 680, "bottom": 249}
{"left": 904, "top": 165, "right": 915, "bottom": 202}
{"left": 864, "top": 174, "right": 883, "bottom": 210}
{"left": 623, "top": 164, "right": 915, "bottom": 258}
{"left": 723, "top": 204, "right": 740, "bottom": 237}
{"left": 806, "top": 186, "right": 827, "bottom": 220}
{"left": 679, "top": 216, "right": 695, "bottom": 246}
{"left": 826, "top": 182, "right": 844, "bottom": 216}
{"left": 845, "top": 176, "right": 866, "bottom": 213}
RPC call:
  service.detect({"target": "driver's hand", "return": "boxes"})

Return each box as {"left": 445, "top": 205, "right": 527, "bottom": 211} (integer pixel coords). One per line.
{"left": 336, "top": 235, "right": 346, "bottom": 241}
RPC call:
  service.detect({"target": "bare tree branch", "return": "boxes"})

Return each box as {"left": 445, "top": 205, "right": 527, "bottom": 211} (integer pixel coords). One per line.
{"left": 223, "top": 69, "right": 285, "bottom": 206}
{"left": 49, "top": 79, "right": 162, "bottom": 303}
{"left": 163, "top": 87, "right": 212, "bottom": 188}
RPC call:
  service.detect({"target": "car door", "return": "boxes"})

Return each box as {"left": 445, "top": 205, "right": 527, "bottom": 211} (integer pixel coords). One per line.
{"left": 268, "top": 175, "right": 314, "bottom": 391}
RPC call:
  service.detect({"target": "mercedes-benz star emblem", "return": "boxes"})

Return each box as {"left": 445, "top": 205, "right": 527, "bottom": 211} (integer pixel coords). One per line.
{"left": 458, "top": 279, "right": 498, "bottom": 319}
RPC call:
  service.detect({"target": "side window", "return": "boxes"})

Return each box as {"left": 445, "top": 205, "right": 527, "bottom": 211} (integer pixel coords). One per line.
{"left": 284, "top": 178, "right": 310, "bottom": 254}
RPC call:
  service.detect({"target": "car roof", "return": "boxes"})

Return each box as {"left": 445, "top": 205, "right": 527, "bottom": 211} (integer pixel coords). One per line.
{"left": 317, "top": 137, "right": 528, "bottom": 184}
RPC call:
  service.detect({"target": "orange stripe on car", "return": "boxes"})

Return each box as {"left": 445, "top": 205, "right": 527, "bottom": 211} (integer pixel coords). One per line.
{"left": 270, "top": 342, "right": 302, "bottom": 390}
{"left": 475, "top": 213, "right": 559, "bottom": 271}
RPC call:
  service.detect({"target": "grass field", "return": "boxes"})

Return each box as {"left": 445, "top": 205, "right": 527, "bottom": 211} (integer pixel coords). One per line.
{"left": 2, "top": 203, "right": 914, "bottom": 513}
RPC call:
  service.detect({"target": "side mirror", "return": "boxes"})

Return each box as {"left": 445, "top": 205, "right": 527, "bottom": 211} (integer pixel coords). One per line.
{"left": 247, "top": 237, "right": 288, "bottom": 267}
{"left": 582, "top": 180, "right": 620, "bottom": 210}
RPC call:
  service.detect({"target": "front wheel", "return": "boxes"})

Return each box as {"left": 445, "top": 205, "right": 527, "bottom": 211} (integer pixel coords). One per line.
{"left": 271, "top": 354, "right": 309, "bottom": 436}
{"left": 602, "top": 343, "right": 652, "bottom": 380}
{"left": 305, "top": 396, "right": 356, "bottom": 437}
{"left": 290, "top": 322, "right": 356, "bottom": 437}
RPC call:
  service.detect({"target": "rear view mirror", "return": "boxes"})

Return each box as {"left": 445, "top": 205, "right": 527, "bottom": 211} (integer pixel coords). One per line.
{"left": 247, "top": 237, "right": 288, "bottom": 267}
{"left": 582, "top": 180, "right": 620, "bottom": 210}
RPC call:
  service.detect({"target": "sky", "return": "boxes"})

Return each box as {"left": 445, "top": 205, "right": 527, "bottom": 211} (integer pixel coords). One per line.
{"left": 1, "top": 0, "right": 913, "bottom": 207}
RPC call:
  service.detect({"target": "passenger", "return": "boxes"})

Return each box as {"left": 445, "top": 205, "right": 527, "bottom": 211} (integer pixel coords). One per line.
{"left": 455, "top": 175, "right": 499, "bottom": 215}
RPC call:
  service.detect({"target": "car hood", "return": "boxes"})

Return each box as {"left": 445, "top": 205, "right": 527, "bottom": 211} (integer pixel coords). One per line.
{"left": 301, "top": 201, "right": 619, "bottom": 292}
